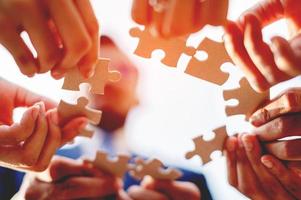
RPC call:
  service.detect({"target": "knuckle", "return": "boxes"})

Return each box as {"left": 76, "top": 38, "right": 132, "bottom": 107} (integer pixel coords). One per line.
{"left": 272, "top": 117, "right": 287, "bottom": 134}
{"left": 239, "top": 185, "right": 254, "bottom": 197}
{"left": 21, "top": 150, "right": 39, "bottom": 167}
{"left": 282, "top": 92, "right": 300, "bottom": 110}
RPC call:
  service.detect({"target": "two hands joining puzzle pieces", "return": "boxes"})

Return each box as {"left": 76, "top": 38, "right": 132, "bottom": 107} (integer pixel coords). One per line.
{"left": 58, "top": 58, "right": 121, "bottom": 138}
{"left": 130, "top": 25, "right": 270, "bottom": 165}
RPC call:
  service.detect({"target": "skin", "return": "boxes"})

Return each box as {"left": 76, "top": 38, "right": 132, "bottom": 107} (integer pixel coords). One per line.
{"left": 224, "top": 0, "right": 301, "bottom": 92}
{"left": 0, "top": 0, "right": 99, "bottom": 79}
{"left": 0, "top": 79, "right": 87, "bottom": 172}
{"left": 131, "top": 0, "right": 228, "bottom": 37}
{"left": 225, "top": 135, "right": 301, "bottom": 199}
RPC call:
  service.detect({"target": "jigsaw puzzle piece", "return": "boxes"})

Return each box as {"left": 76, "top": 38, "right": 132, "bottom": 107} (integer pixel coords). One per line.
{"left": 185, "top": 38, "right": 232, "bottom": 85}
{"left": 130, "top": 158, "right": 182, "bottom": 181}
{"left": 92, "top": 151, "right": 131, "bottom": 178}
{"left": 223, "top": 78, "right": 269, "bottom": 118}
{"left": 79, "top": 127, "right": 94, "bottom": 138}
{"left": 199, "top": 0, "right": 229, "bottom": 27}
{"left": 130, "top": 27, "right": 195, "bottom": 67}
{"left": 62, "top": 58, "right": 121, "bottom": 94}
{"left": 58, "top": 97, "right": 102, "bottom": 126}
{"left": 185, "top": 126, "right": 228, "bottom": 165}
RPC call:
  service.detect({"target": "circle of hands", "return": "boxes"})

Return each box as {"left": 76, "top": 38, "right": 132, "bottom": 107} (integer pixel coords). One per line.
{"left": 0, "top": 0, "right": 300, "bottom": 199}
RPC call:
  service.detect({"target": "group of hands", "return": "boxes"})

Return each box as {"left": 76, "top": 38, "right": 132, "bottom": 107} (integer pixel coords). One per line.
{"left": 0, "top": 0, "right": 301, "bottom": 199}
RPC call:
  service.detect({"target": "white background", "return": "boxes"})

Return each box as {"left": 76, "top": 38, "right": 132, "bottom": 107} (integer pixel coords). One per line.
{"left": 0, "top": 0, "right": 298, "bottom": 199}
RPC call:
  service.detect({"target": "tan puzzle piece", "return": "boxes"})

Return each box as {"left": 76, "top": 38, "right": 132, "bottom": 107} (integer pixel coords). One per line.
{"left": 185, "top": 38, "right": 232, "bottom": 85}
{"left": 93, "top": 151, "right": 131, "bottom": 178}
{"left": 199, "top": 0, "right": 229, "bottom": 27}
{"left": 58, "top": 97, "right": 102, "bottom": 138}
{"left": 130, "top": 27, "right": 195, "bottom": 67}
{"left": 223, "top": 78, "right": 269, "bottom": 118}
{"left": 62, "top": 58, "right": 121, "bottom": 95}
{"left": 185, "top": 126, "right": 228, "bottom": 165}
{"left": 130, "top": 158, "right": 182, "bottom": 181}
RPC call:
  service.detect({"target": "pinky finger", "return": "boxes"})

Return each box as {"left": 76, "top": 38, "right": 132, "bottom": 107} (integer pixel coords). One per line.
{"left": 261, "top": 155, "right": 301, "bottom": 198}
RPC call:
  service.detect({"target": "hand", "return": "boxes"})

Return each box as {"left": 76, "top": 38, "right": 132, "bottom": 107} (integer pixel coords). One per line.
{"left": 224, "top": 0, "right": 301, "bottom": 92}
{"left": 128, "top": 176, "right": 201, "bottom": 200}
{"left": 131, "top": 0, "right": 228, "bottom": 37}
{"left": 0, "top": 0, "right": 99, "bottom": 79}
{"left": 249, "top": 89, "right": 301, "bottom": 161}
{"left": 224, "top": 135, "right": 296, "bottom": 200}
{"left": 0, "top": 79, "right": 87, "bottom": 171}
{"left": 23, "top": 157, "right": 120, "bottom": 200}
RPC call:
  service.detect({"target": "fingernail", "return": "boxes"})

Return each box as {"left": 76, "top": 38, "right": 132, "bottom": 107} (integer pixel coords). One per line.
{"left": 31, "top": 105, "right": 40, "bottom": 119}
{"left": 242, "top": 135, "right": 253, "bottom": 151}
{"left": 261, "top": 158, "right": 273, "bottom": 169}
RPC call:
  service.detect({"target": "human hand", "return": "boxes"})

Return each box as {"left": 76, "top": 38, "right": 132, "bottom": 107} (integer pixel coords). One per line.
{"left": 0, "top": 79, "right": 87, "bottom": 171}
{"left": 128, "top": 176, "right": 201, "bottom": 200}
{"left": 249, "top": 89, "right": 301, "bottom": 161}
{"left": 224, "top": 135, "right": 296, "bottom": 199}
{"left": 131, "top": 0, "right": 228, "bottom": 37}
{"left": 0, "top": 0, "right": 99, "bottom": 79}
{"left": 224, "top": 0, "right": 301, "bottom": 92}
{"left": 23, "top": 156, "right": 120, "bottom": 200}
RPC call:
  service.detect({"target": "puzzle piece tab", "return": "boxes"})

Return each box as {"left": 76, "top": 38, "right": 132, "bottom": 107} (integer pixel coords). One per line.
{"left": 92, "top": 151, "right": 131, "bottom": 178}
{"left": 62, "top": 58, "right": 121, "bottom": 95}
{"left": 130, "top": 27, "right": 195, "bottom": 67}
{"left": 185, "top": 126, "right": 228, "bottom": 165}
{"left": 185, "top": 38, "right": 232, "bottom": 85}
{"left": 130, "top": 158, "right": 182, "bottom": 181}
{"left": 223, "top": 78, "right": 269, "bottom": 118}
{"left": 58, "top": 97, "right": 102, "bottom": 137}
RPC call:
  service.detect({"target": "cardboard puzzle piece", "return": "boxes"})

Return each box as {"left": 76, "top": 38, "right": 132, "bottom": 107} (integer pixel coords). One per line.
{"left": 130, "top": 27, "right": 195, "bottom": 67}
{"left": 130, "top": 158, "right": 182, "bottom": 181}
{"left": 185, "top": 126, "right": 228, "bottom": 165}
{"left": 58, "top": 97, "right": 102, "bottom": 137}
{"left": 62, "top": 58, "right": 121, "bottom": 95}
{"left": 92, "top": 151, "right": 131, "bottom": 178}
{"left": 223, "top": 78, "right": 269, "bottom": 118}
{"left": 199, "top": 0, "right": 229, "bottom": 27}
{"left": 185, "top": 38, "right": 232, "bottom": 85}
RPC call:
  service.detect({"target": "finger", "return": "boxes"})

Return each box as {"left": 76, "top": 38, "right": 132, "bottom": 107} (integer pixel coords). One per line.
{"left": 61, "top": 116, "right": 88, "bottom": 144}
{"left": 235, "top": 136, "right": 266, "bottom": 199}
{"left": 128, "top": 186, "right": 168, "bottom": 200}
{"left": 30, "top": 110, "right": 61, "bottom": 172}
{"left": 224, "top": 137, "right": 238, "bottom": 187}
{"left": 261, "top": 155, "right": 301, "bottom": 199}
{"left": 242, "top": 134, "right": 292, "bottom": 198}
{"left": 73, "top": 0, "right": 99, "bottom": 78}
{"left": 265, "top": 139, "right": 301, "bottom": 161}
{"left": 287, "top": 161, "right": 301, "bottom": 176}
{"left": 149, "top": 0, "right": 167, "bottom": 36}
{"left": 241, "top": 0, "right": 284, "bottom": 27}
{"left": 49, "top": 157, "right": 103, "bottom": 182}
{"left": 250, "top": 89, "right": 301, "bottom": 126}
{"left": 0, "top": 105, "right": 39, "bottom": 145}
{"left": 243, "top": 14, "right": 288, "bottom": 85}
{"left": 196, "top": 0, "right": 228, "bottom": 28}
{"left": 224, "top": 21, "right": 269, "bottom": 92}
{"left": 13, "top": 86, "right": 57, "bottom": 110}
{"left": 55, "top": 176, "right": 119, "bottom": 199}
{"left": 18, "top": 0, "right": 61, "bottom": 73}
{"left": 252, "top": 114, "right": 301, "bottom": 142}
{"left": 0, "top": 13, "right": 37, "bottom": 77}
{"left": 46, "top": 0, "right": 91, "bottom": 75}
{"left": 21, "top": 102, "right": 48, "bottom": 167}
{"left": 162, "top": 0, "right": 195, "bottom": 37}
{"left": 131, "top": 0, "right": 152, "bottom": 25}
{"left": 271, "top": 36, "right": 301, "bottom": 76}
